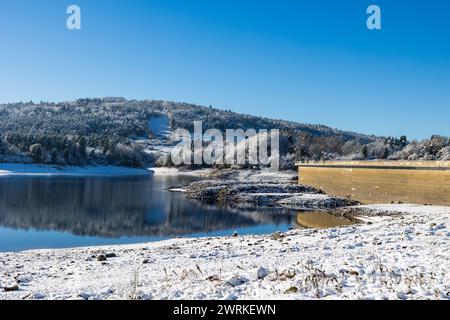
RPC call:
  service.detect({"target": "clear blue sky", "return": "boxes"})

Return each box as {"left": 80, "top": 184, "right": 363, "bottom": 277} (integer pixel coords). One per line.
{"left": 0, "top": 0, "right": 449, "bottom": 139}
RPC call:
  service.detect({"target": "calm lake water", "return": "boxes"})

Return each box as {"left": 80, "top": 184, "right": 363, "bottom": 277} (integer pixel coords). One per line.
{"left": 0, "top": 174, "right": 304, "bottom": 252}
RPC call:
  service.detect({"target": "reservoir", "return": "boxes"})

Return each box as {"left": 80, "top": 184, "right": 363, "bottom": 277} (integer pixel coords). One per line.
{"left": 0, "top": 174, "right": 298, "bottom": 252}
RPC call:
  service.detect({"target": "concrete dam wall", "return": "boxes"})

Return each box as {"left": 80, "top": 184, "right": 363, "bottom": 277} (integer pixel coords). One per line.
{"left": 296, "top": 161, "right": 450, "bottom": 206}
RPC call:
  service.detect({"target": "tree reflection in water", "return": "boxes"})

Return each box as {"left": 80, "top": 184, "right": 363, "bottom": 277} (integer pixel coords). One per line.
{"left": 0, "top": 175, "right": 295, "bottom": 242}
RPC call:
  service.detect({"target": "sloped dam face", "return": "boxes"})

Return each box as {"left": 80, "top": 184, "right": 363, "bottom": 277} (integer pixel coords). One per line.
{"left": 297, "top": 161, "right": 450, "bottom": 206}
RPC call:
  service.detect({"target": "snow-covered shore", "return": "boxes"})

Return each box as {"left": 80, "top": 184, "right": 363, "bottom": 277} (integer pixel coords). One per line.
{"left": 150, "top": 167, "right": 213, "bottom": 177}
{"left": 1, "top": 204, "right": 448, "bottom": 300}
{"left": 0, "top": 163, "right": 152, "bottom": 177}
{"left": 151, "top": 167, "right": 298, "bottom": 183}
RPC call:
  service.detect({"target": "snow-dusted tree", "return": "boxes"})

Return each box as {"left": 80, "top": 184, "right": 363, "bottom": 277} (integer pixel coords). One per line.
{"left": 29, "top": 144, "right": 43, "bottom": 163}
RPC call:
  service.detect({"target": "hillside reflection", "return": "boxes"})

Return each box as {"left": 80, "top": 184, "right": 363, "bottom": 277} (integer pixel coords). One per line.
{"left": 0, "top": 175, "right": 294, "bottom": 238}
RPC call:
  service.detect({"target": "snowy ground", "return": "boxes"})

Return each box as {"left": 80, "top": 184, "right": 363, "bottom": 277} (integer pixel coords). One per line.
{"left": 1, "top": 204, "right": 448, "bottom": 300}
{"left": 148, "top": 116, "right": 171, "bottom": 139}
{"left": 150, "top": 167, "right": 214, "bottom": 177}
{"left": 0, "top": 163, "right": 152, "bottom": 177}
{"left": 151, "top": 167, "right": 297, "bottom": 182}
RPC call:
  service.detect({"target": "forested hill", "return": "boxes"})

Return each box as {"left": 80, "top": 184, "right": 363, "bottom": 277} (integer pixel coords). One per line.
{"left": 0, "top": 98, "right": 448, "bottom": 168}
{"left": 165, "top": 101, "right": 377, "bottom": 143}
{"left": 0, "top": 98, "right": 377, "bottom": 139}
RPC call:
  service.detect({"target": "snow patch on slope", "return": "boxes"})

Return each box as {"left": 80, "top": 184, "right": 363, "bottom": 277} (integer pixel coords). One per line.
{"left": 148, "top": 116, "right": 171, "bottom": 139}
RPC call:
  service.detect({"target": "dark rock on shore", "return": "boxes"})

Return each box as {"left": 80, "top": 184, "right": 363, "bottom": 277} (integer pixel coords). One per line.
{"left": 3, "top": 284, "right": 19, "bottom": 292}
{"left": 96, "top": 255, "right": 107, "bottom": 262}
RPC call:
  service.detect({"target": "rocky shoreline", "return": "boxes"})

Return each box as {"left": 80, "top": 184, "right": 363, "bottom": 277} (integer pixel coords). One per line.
{"left": 178, "top": 180, "right": 359, "bottom": 211}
